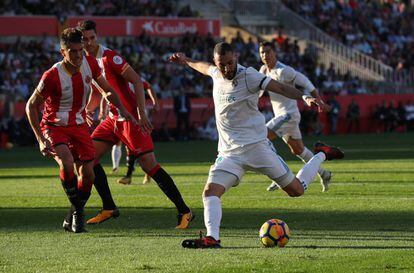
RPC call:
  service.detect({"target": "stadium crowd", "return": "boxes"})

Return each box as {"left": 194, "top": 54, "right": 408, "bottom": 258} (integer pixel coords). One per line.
{"left": 282, "top": 0, "right": 414, "bottom": 78}
{"left": 0, "top": 0, "right": 198, "bottom": 20}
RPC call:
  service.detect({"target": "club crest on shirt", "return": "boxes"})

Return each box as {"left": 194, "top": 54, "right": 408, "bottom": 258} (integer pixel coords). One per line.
{"left": 231, "top": 79, "right": 238, "bottom": 87}
{"left": 113, "top": 55, "right": 123, "bottom": 65}
{"left": 85, "top": 75, "right": 92, "bottom": 84}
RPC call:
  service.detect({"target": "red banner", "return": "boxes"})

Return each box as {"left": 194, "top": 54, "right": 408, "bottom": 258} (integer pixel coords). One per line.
{"left": 0, "top": 16, "right": 221, "bottom": 37}
{"left": 67, "top": 16, "right": 221, "bottom": 37}
{"left": 0, "top": 16, "right": 57, "bottom": 36}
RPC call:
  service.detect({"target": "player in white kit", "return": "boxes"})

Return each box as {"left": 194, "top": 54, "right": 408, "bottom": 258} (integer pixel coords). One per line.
{"left": 259, "top": 42, "right": 333, "bottom": 192}
{"left": 169, "top": 42, "right": 344, "bottom": 248}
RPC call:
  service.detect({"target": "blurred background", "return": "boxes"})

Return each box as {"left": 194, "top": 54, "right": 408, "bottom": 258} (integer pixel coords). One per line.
{"left": 0, "top": 0, "right": 413, "bottom": 149}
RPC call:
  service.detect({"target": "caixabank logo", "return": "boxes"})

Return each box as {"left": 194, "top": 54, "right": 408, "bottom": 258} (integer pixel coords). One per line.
{"left": 142, "top": 20, "right": 198, "bottom": 35}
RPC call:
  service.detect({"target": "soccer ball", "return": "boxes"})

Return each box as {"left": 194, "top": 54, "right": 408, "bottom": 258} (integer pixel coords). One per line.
{"left": 259, "top": 219, "right": 290, "bottom": 247}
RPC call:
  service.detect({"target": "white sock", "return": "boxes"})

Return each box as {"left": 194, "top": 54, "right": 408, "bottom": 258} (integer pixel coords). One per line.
{"left": 111, "top": 145, "right": 122, "bottom": 169}
{"left": 203, "top": 196, "right": 222, "bottom": 241}
{"left": 297, "top": 147, "right": 327, "bottom": 177}
{"left": 296, "top": 152, "right": 326, "bottom": 190}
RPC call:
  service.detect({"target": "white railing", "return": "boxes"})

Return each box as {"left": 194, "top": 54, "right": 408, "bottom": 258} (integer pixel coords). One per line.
{"left": 275, "top": 1, "right": 394, "bottom": 81}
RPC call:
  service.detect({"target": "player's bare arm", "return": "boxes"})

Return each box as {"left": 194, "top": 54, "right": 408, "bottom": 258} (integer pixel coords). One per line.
{"left": 25, "top": 91, "right": 55, "bottom": 157}
{"left": 169, "top": 52, "right": 213, "bottom": 76}
{"left": 85, "top": 84, "right": 104, "bottom": 126}
{"left": 121, "top": 66, "right": 153, "bottom": 133}
{"left": 94, "top": 75, "right": 138, "bottom": 125}
{"left": 265, "top": 79, "right": 318, "bottom": 107}
{"left": 146, "top": 84, "right": 160, "bottom": 112}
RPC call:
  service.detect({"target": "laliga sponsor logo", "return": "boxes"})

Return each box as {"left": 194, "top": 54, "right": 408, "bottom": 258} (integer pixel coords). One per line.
{"left": 142, "top": 20, "right": 198, "bottom": 34}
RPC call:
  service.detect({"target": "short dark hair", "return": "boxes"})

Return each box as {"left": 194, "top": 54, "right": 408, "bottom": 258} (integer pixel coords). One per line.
{"left": 77, "top": 20, "right": 97, "bottom": 33}
{"left": 60, "top": 27, "right": 83, "bottom": 49}
{"left": 214, "top": 42, "right": 233, "bottom": 56}
{"left": 259, "top": 41, "right": 275, "bottom": 51}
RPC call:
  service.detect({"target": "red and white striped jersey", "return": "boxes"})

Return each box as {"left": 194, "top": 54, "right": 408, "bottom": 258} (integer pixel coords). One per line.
{"left": 94, "top": 45, "right": 138, "bottom": 120}
{"left": 36, "top": 55, "right": 102, "bottom": 126}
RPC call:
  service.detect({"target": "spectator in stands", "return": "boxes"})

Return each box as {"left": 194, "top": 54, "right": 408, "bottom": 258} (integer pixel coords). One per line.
{"left": 346, "top": 98, "right": 360, "bottom": 133}
{"left": 173, "top": 88, "right": 191, "bottom": 141}
{"left": 386, "top": 101, "right": 400, "bottom": 132}
{"left": 327, "top": 95, "right": 340, "bottom": 134}
{"left": 405, "top": 101, "right": 414, "bottom": 131}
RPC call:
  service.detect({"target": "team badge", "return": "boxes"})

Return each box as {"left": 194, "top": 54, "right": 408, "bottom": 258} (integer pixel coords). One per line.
{"left": 113, "top": 55, "right": 123, "bottom": 65}
{"left": 232, "top": 79, "right": 238, "bottom": 87}
{"left": 85, "top": 76, "right": 92, "bottom": 84}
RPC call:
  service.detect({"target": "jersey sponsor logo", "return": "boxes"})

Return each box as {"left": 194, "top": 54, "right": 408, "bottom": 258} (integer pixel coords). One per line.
{"left": 113, "top": 55, "right": 123, "bottom": 65}
{"left": 218, "top": 95, "right": 236, "bottom": 104}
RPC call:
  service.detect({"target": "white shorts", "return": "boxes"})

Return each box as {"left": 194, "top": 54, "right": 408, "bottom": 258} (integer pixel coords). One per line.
{"left": 207, "top": 140, "right": 294, "bottom": 191}
{"left": 266, "top": 112, "right": 302, "bottom": 142}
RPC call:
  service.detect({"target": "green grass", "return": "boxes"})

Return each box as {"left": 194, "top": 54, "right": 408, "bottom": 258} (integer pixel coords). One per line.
{"left": 1, "top": 133, "right": 414, "bottom": 273}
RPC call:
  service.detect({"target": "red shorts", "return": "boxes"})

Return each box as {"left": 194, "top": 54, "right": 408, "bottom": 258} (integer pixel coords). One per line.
{"left": 92, "top": 117, "right": 154, "bottom": 156}
{"left": 41, "top": 123, "right": 95, "bottom": 162}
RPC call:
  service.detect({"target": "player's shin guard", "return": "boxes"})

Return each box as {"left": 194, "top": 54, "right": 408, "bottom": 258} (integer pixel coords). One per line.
{"left": 148, "top": 164, "right": 190, "bottom": 214}
{"left": 93, "top": 163, "right": 117, "bottom": 210}
{"left": 203, "top": 196, "right": 222, "bottom": 241}
{"left": 296, "top": 152, "right": 326, "bottom": 190}
{"left": 125, "top": 155, "right": 136, "bottom": 177}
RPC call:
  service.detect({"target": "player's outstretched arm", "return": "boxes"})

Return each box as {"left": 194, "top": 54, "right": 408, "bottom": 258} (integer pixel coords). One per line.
{"left": 169, "top": 52, "right": 213, "bottom": 76}
{"left": 25, "top": 92, "right": 55, "bottom": 157}
{"left": 94, "top": 75, "right": 138, "bottom": 125}
{"left": 121, "top": 66, "right": 153, "bottom": 133}
{"left": 265, "top": 79, "right": 319, "bottom": 107}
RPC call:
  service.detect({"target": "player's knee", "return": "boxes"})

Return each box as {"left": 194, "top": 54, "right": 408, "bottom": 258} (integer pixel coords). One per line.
{"left": 203, "top": 183, "right": 225, "bottom": 198}
{"left": 138, "top": 153, "right": 157, "bottom": 172}
{"left": 59, "top": 159, "right": 74, "bottom": 173}
{"left": 290, "top": 145, "right": 303, "bottom": 156}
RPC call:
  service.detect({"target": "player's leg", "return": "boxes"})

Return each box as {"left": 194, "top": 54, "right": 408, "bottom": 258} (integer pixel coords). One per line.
{"left": 117, "top": 145, "right": 136, "bottom": 185}
{"left": 286, "top": 137, "right": 332, "bottom": 192}
{"left": 138, "top": 151, "right": 193, "bottom": 228}
{"left": 111, "top": 142, "right": 122, "bottom": 173}
{"left": 87, "top": 118, "right": 120, "bottom": 224}
{"left": 53, "top": 144, "right": 79, "bottom": 231}
{"left": 87, "top": 140, "right": 120, "bottom": 224}
{"left": 182, "top": 156, "right": 243, "bottom": 248}
{"left": 281, "top": 142, "right": 344, "bottom": 196}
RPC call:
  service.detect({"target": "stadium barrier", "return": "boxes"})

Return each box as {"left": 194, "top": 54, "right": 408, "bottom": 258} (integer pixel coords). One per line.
{"left": 3, "top": 94, "right": 414, "bottom": 136}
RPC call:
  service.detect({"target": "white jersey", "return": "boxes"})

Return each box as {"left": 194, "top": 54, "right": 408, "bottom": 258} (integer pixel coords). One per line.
{"left": 208, "top": 64, "right": 271, "bottom": 153}
{"left": 260, "top": 61, "right": 314, "bottom": 116}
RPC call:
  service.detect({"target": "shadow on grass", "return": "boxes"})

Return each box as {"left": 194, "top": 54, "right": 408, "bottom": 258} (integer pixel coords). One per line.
{"left": 1, "top": 207, "right": 413, "bottom": 235}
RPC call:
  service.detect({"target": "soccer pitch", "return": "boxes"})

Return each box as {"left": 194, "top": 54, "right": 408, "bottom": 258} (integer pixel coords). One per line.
{"left": 1, "top": 133, "right": 414, "bottom": 273}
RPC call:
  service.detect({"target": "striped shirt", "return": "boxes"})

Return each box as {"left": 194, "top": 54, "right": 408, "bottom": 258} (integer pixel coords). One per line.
{"left": 36, "top": 55, "right": 101, "bottom": 126}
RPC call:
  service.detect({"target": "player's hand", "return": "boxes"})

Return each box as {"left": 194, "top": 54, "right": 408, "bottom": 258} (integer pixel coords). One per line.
{"left": 120, "top": 109, "right": 138, "bottom": 125}
{"left": 152, "top": 101, "right": 160, "bottom": 113}
{"left": 314, "top": 98, "right": 332, "bottom": 113}
{"left": 168, "top": 52, "right": 187, "bottom": 65}
{"left": 86, "top": 110, "right": 94, "bottom": 127}
{"left": 138, "top": 113, "right": 153, "bottom": 134}
{"left": 304, "top": 97, "right": 318, "bottom": 108}
{"left": 39, "top": 137, "right": 56, "bottom": 157}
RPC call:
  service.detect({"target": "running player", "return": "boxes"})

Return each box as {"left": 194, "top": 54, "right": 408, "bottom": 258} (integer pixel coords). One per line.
{"left": 25, "top": 28, "right": 136, "bottom": 233}
{"left": 79, "top": 20, "right": 193, "bottom": 228}
{"left": 259, "top": 41, "right": 333, "bottom": 192}
{"left": 169, "top": 42, "right": 344, "bottom": 248}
